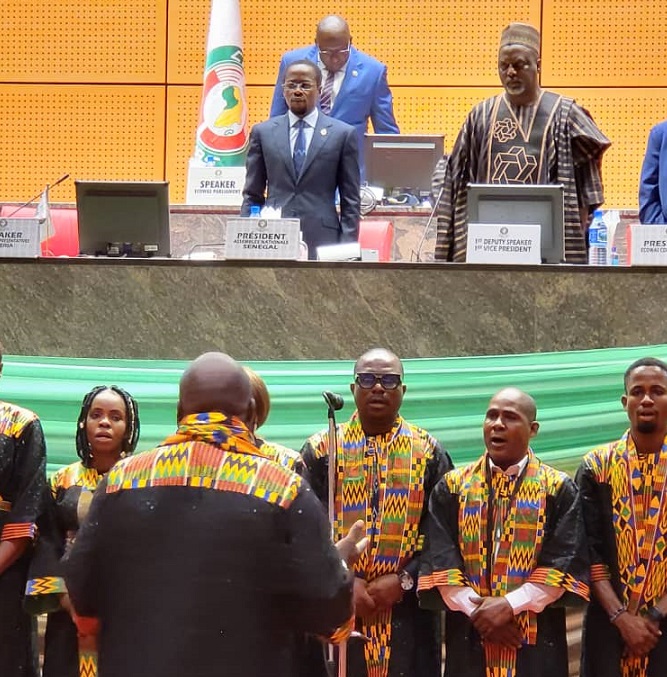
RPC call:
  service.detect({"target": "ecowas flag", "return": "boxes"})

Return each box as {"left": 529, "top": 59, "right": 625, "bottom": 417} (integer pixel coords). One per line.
{"left": 187, "top": 0, "right": 249, "bottom": 204}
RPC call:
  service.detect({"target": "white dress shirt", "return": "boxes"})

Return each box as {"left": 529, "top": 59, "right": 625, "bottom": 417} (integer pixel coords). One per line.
{"left": 438, "top": 453, "right": 564, "bottom": 616}
{"left": 287, "top": 108, "right": 319, "bottom": 156}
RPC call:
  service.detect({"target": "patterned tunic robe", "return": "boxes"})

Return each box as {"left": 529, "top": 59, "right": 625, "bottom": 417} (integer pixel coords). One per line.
{"left": 0, "top": 401, "right": 46, "bottom": 677}
{"left": 26, "top": 461, "right": 104, "bottom": 677}
{"left": 419, "top": 451, "right": 589, "bottom": 677}
{"left": 301, "top": 413, "right": 452, "bottom": 677}
{"left": 64, "top": 414, "right": 353, "bottom": 677}
{"left": 435, "top": 92, "right": 610, "bottom": 263}
{"left": 577, "top": 432, "right": 667, "bottom": 677}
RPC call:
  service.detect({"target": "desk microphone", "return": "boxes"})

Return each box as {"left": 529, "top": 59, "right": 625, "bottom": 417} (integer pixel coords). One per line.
{"left": 6, "top": 174, "right": 70, "bottom": 217}
{"left": 412, "top": 183, "right": 444, "bottom": 262}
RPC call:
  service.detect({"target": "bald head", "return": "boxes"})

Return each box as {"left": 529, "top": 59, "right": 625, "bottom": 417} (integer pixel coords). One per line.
{"left": 316, "top": 15, "right": 350, "bottom": 40}
{"left": 491, "top": 387, "right": 537, "bottom": 421}
{"left": 354, "top": 348, "right": 403, "bottom": 377}
{"left": 177, "top": 352, "right": 252, "bottom": 422}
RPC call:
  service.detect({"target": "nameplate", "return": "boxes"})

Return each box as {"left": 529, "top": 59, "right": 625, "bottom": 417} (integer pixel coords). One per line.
{"left": 466, "top": 223, "right": 541, "bottom": 265}
{"left": 0, "top": 218, "right": 41, "bottom": 257}
{"left": 225, "top": 218, "right": 301, "bottom": 260}
{"left": 630, "top": 224, "right": 667, "bottom": 265}
{"left": 186, "top": 163, "right": 246, "bottom": 206}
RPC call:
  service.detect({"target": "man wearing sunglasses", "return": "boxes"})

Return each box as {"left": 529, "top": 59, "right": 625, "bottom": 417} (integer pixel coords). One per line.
{"left": 301, "top": 348, "right": 452, "bottom": 677}
{"left": 269, "top": 15, "right": 399, "bottom": 180}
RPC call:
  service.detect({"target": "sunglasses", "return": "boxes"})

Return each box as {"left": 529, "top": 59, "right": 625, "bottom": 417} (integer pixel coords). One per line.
{"left": 354, "top": 373, "right": 402, "bottom": 390}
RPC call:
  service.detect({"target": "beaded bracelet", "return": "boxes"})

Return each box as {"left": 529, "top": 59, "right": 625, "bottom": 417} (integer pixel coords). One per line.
{"left": 609, "top": 606, "right": 627, "bottom": 623}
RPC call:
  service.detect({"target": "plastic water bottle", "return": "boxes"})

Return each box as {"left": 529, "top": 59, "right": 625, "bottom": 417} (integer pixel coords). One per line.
{"left": 610, "top": 246, "right": 620, "bottom": 266}
{"left": 588, "top": 210, "right": 607, "bottom": 265}
{"left": 249, "top": 204, "right": 261, "bottom": 217}
{"left": 299, "top": 232, "right": 309, "bottom": 260}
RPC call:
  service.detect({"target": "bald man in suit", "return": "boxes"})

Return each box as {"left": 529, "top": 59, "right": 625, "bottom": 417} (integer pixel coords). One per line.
{"left": 269, "top": 15, "right": 399, "bottom": 180}
{"left": 241, "top": 59, "right": 360, "bottom": 258}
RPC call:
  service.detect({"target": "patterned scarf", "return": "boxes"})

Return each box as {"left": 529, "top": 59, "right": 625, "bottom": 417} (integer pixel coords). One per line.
{"left": 456, "top": 450, "right": 583, "bottom": 677}
{"left": 50, "top": 461, "right": 103, "bottom": 495}
{"left": 163, "top": 412, "right": 263, "bottom": 456}
{"left": 333, "top": 414, "right": 429, "bottom": 677}
{"left": 107, "top": 413, "right": 300, "bottom": 510}
{"left": 590, "top": 431, "right": 667, "bottom": 677}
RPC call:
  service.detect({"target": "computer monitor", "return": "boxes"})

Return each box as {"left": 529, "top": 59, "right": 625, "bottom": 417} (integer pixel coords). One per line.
{"left": 466, "top": 183, "right": 565, "bottom": 264}
{"left": 364, "top": 134, "right": 444, "bottom": 198}
{"left": 75, "top": 180, "right": 171, "bottom": 257}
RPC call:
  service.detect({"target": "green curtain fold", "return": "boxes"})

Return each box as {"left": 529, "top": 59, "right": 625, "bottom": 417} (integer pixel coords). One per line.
{"left": 3, "top": 344, "right": 664, "bottom": 477}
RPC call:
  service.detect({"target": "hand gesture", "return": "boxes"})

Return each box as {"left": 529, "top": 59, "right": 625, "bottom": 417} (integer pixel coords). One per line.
{"left": 615, "top": 612, "right": 662, "bottom": 657}
{"left": 470, "top": 595, "right": 523, "bottom": 649}
{"left": 366, "top": 574, "right": 404, "bottom": 613}
{"left": 335, "top": 519, "right": 369, "bottom": 568}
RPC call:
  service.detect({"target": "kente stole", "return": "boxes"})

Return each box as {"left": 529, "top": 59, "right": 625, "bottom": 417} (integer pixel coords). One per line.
{"left": 585, "top": 431, "right": 667, "bottom": 677}
{"left": 318, "top": 414, "right": 430, "bottom": 677}
{"left": 447, "top": 451, "right": 584, "bottom": 677}
{"left": 106, "top": 413, "right": 301, "bottom": 509}
{"left": 51, "top": 462, "right": 102, "bottom": 496}
{"left": 24, "top": 462, "right": 104, "bottom": 602}
{"left": 486, "top": 91, "right": 561, "bottom": 184}
{"left": 259, "top": 440, "right": 302, "bottom": 472}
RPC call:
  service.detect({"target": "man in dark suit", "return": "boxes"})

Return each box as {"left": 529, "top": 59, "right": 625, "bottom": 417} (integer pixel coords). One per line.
{"left": 269, "top": 15, "right": 399, "bottom": 180}
{"left": 241, "top": 59, "right": 360, "bottom": 258}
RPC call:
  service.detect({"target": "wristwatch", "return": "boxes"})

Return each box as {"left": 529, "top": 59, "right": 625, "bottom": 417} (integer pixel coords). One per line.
{"left": 646, "top": 606, "right": 666, "bottom": 623}
{"left": 398, "top": 569, "right": 414, "bottom": 591}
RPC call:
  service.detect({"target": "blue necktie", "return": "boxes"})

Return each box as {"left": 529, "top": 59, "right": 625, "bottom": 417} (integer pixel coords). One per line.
{"left": 293, "top": 119, "right": 307, "bottom": 176}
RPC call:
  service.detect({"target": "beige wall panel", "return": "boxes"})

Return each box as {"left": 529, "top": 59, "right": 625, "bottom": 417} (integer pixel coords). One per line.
{"left": 166, "top": 0, "right": 540, "bottom": 86}
{"left": 542, "top": 1, "right": 667, "bottom": 86}
{"left": 1, "top": 1, "right": 167, "bottom": 83}
{"left": 392, "top": 87, "right": 500, "bottom": 144}
{"left": 556, "top": 88, "right": 667, "bottom": 209}
{"left": 0, "top": 85, "right": 166, "bottom": 203}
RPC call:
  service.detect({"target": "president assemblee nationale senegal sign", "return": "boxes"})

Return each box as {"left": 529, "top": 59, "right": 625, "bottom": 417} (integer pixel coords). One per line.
{"left": 224, "top": 218, "right": 300, "bottom": 260}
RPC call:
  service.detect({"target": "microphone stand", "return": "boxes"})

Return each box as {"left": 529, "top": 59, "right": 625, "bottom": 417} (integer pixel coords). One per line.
{"left": 6, "top": 174, "right": 70, "bottom": 217}
{"left": 412, "top": 183, "right": 444, "bottom": 262}
{"left": 322, "top": 391, "right": 346, "bottom": 677}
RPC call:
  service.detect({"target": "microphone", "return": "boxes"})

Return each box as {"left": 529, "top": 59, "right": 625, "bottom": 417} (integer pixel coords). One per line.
{"left": 322, "top": 391, "right": 344, "bottom": 411}
{"left": 6, "top": 174, "right": 70, "bottom": 217}
{"left": 412, "top": 183, "right": 444, "bottom": 262}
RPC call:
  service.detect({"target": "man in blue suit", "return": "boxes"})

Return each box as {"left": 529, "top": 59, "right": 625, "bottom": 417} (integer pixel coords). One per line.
{"left": 269, "top": 15, "right": 399, "bottom": 180}
{"left": 639, "top": 119, "right": 667, "bottom": 224}
{"left": 241, "top": 59, "right": 360, "bottom": 259}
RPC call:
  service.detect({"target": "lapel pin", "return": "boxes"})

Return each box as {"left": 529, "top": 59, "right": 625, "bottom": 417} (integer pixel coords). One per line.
{"left": 321, "top": 128, "right": 327, "bottom": 136}
{"left": 352, "top": 70, "right": 358, "bottom": 77}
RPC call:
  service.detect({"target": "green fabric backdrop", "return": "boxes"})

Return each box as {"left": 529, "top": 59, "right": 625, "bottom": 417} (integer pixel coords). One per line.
{"left": 4, "top": 344, "right": 666, "bottom": 476}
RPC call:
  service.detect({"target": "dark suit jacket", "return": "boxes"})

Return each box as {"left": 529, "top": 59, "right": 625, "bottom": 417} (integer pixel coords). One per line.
{"left": 269, "top": 45, "right": 399, "bottom": 178}
{"left": 639, "top": 119, "right": 667, "bottom": 224}
{"left": 241, "top": 112, "right": 361, "bottom": 258}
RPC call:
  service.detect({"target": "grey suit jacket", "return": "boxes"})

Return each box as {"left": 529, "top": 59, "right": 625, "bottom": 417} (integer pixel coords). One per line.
{"left": 241, "top": 112, "right": 361, "bottom": 257}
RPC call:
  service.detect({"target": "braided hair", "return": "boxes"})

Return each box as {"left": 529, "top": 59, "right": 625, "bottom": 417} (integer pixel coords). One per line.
{"left": 76, "top": 385, "right": 140, "bottom": 468}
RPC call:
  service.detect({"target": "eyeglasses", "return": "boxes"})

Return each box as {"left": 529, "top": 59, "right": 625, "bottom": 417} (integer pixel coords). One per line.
{"left": 355, "top": 373, "right": 402, "bottom": 390}
{"left": 317, "top": 42, "right": 351, "bottom": 58}
{"left": 282, "top": 81, "right": 316, "bottom": 91}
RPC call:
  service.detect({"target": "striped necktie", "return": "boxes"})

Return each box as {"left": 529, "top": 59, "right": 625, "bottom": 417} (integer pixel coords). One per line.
{"left": 319, "top": 70, "right": 336, "bottom": 114}
{"left": 292, "top": 119, "right": 307, "bottom": 176}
